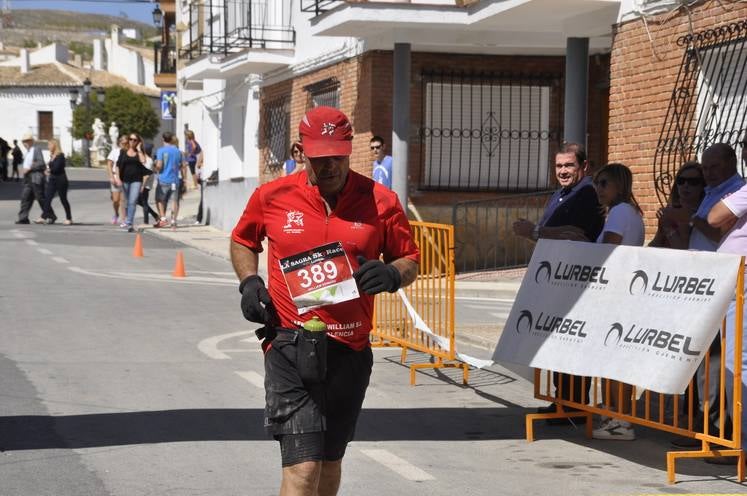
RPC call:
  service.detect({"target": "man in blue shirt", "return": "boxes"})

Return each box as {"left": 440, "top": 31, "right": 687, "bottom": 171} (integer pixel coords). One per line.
{"left": 370, "top": 135, "right": 393, "bottom": 189}
{"left": 154, "top": 131, "right": 185, "bottom": 229}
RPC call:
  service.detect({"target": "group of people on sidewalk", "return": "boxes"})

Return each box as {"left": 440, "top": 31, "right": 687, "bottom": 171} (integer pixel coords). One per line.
{"left": 13, "top": 133, "right": 73, "bottom": 225}
{"left": 0, "top": 135, "right": 23, "bottom": 183}
{"left": 513, "top": 139, "right": 747, "bottom": 460}
{"left": 106, "top": 130, "right": 203, "bottom": 232}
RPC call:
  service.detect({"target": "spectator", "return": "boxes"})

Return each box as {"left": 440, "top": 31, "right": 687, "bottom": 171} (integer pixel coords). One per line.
{"left": 282, "top": 142, "right": 304, "bottom": 176}
{"left": 649, "top": 162, "right": 705, "bottom": 249}
{"left": 185, "top": 130, "right": 202, "bottom": 189}
{"left": 107, "top": 135, "right": 128, "bottom": 225}
{"left": 42, "top": 139, "right": 73, "bottom": 225}
{"left": 707, "top": 141, "right": 747, "bottom": 463}
{"left": 16, "top": 133, "right": 47, "bottom": 225}
{"left": 513, "top": 143, "right": 605, "bottom": 419}
{"left": 590, "top": 163, "right": 645, "bottom": 441}
{"left": 11, "top": 139, "right": 23, "bottom": 182}
{"left": 138, "top": 143, "right": 159, "bottom": 225}
{"left": 0, "top": 136, "right": 10, "bottom": 181}
{"left": 370, "top": 135, "right": 392, "bottom": 189}
{"left": 118, "top": 133, "right": 151, "bottom": 232}
{"left": 154, "top": 131, "right": 185, "bottom": 229}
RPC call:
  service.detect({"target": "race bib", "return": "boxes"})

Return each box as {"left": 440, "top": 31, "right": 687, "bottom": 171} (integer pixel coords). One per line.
{"left": 279, "top": 241, "right": 359, "bottom": 314}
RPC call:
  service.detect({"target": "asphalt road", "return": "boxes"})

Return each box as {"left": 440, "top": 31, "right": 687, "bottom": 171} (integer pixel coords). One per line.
{"left": 1, "top": 169, "right": 745, "bottom": 495}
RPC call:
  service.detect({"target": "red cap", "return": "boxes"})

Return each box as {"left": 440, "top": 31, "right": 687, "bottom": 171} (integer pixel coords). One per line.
{"left": 299, "top": 106, "right": 353, "bottom": 158}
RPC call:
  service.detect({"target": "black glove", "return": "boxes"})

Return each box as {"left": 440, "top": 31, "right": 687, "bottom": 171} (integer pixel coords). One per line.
{"left": 353, "top": 255, "right": 402, "bottom": 295}
{"left": 239, "top": 275, "right": 277, "bottom": 325}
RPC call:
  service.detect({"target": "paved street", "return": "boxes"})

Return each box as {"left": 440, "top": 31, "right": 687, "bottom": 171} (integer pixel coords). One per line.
{"left": 1, "top": 168, "right": 745, "bottom": 495}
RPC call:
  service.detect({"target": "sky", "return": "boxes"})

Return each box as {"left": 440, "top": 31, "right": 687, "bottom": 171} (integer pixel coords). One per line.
{"left": 10, "top": 0, "right": 158, "bottom": 25}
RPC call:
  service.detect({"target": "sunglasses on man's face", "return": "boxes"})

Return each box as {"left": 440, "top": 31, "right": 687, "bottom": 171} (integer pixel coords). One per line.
{"left": 370, "top": 145, "right": 382, "bottom": 151}
{"left": 676, "top": 176, "right": 704, "bottom": 186}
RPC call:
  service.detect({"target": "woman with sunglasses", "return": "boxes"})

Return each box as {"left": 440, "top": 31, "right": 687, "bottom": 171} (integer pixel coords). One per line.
{"left": 117, "top": 133, "right": 152, "bottom": 232}
{"left": 649, "top": 162, "right": 705, "bottom": 248}
{"left": 282, "top": 142, "right": 304, "bottom": 176}
{"left": 591, "top": 163, "right": 645, "bottom": 442}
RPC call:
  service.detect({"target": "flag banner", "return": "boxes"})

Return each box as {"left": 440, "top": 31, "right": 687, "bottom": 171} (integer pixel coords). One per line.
{"left": 492, "top": 240, "right": 741, "bottom": 394}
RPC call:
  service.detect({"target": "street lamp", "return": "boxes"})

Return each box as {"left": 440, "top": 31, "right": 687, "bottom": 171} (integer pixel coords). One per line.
{"left": 152, "top": 5, "right": 163, "bottom": 28}
{"left": 69, "top": 77, "right": 103, "bottom": 168}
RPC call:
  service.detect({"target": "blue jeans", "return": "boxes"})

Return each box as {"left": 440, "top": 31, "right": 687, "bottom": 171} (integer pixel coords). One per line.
{"left": 724, "top": 278, "right": 747, "bottom": 450}
{"left": 122, "top": 181, "right": 142, "bottom": 227}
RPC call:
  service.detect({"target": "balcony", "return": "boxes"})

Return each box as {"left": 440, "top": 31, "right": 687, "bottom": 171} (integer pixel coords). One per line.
{"left": 154, "top": 42, "right": 177, "bottom": 89}
{"left": 300, "top": 0, "right": 344, "bottom": 16}
{"left": 180, "top": 0, "right": 295, "bottom": 60}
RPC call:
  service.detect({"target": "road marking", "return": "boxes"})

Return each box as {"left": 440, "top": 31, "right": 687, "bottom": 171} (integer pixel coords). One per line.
{"left": 25, "top": 239, "right": 38, "bottom": 246}
{"left": 455, "top": 296, "right": 515, "bottom": 303}
{"left": 37, "top": 248, "right": 53, "bottom": 255}
{"left": 360, "top": 449, "right": 435, "bottom": 481}
{"left": 235, "top": 370, "right": 265, "bottom": 389}
{"left": 67, "top": 266, "right": 235, "bottom": 286}
{"left": 198, "top": 330, "right": 260, "bottom": 359}
{"left": 52, "top": 257, "right": 70, "bottom": 264}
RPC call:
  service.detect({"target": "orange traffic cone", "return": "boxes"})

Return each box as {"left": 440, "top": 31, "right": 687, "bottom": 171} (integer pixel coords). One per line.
{"left": 132, "top": 233, "right": 144, "bottom": 258}
{"left": 172, "top": 251, "right": 186, "bottom": 278}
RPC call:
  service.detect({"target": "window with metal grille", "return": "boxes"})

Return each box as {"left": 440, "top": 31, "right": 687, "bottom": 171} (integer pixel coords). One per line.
{"left": 263, "top": 96, "right": 289, "bottom": 171}
{"left": 654, "top": 20, "right": 747, "bottom": 204}
{"left": 305, "top": 78, "right": 340, "bottom": 109}
{"left": 420, "top": 71, "right": 561, "bottom": 192}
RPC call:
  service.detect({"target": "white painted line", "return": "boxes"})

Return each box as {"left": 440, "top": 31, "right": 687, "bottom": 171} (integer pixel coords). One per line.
{"left": 37, "top": 248, "right": 53, "bottom": 255}
{"left": 25, "top": 239, "right": 38, "bottom": 246}
{"left": 455, "top": 296, "right": 515, "bottom": 303}
{"left": 235, "top": 370, "right": 265, "bottom": 389}
{"left": 198, "top": 330, "right": 260, "bottom": 360}
{"left": 52, "top": 257, "right": 70, "bottom": 264}
{"left": 360, "top": 449, "right": 435, "bottom": 481}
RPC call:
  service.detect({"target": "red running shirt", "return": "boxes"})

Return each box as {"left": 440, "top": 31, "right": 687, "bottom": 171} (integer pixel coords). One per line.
{"left": 232, "top": 170, "right": 420, "bottom": 351}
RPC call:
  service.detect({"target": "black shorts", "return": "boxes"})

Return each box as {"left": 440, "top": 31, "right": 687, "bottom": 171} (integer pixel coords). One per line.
{"left": 264, "top": 331, "right": 373, "bottom": 466}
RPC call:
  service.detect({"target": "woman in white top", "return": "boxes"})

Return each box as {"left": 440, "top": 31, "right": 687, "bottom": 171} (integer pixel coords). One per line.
{"left": 592, "top": 162, "right": 645, "bottom": 442}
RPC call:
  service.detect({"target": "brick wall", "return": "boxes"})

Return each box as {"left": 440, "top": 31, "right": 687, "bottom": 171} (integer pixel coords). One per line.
{"left": 608, "top": 1, "right": 747, "bottom": 231}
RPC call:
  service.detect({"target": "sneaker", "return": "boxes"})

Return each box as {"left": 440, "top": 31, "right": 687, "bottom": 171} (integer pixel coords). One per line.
{"left": 127, "top": 226, "right": 135, "bottom": 233}
{"left": 592, "top": 419, "right": 636, "bottom": 441}
{"left": 63, "top": 219, "right": 72, "bottom": 225}
{"left": 45, "top": 218, "right": 56, "bottom": 225}
{"left": 15, "top": 219, "right": 30, "bottom": 224}
{"left": 33, "top": 217, "right": 45, "bottom": 224}
{"left": 155, "top": 219, "right": 169, "bottom": 228}
{"left": 111, "top": 216, "right": 119, "bottom": 225}
{"left": 120, "top": 222, "right": 128, "bottom": 228}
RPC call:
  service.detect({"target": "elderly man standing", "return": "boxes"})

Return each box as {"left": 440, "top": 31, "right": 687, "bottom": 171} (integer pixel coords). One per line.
{"left": 707, "top": 141, "right": 747, "bottom": 463}
{"left": 512, "top": 142, "right": 605, "bottom": 420}
{"left": 16, "top": 133, "right": 47, "bottom": 225}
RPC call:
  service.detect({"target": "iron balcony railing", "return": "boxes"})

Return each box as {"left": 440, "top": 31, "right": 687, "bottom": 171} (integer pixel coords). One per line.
{"left": 300, "top": 0, "right": 344, "bottom": 16}
{"left": 180, "top": 0, "right": 295, "bottom": 60}
{"left": 154, "top": 42, "right": 176, "bottom": 74}
{"left": 452, "top": 191, "right": 554, "bottom": 272}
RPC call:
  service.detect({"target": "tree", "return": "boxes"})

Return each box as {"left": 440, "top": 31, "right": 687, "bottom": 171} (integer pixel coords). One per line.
{"left": 71, "top": 85, "right": 160, "bottom": 141}
{"left": 102, "top": 86, "right": 160, "bottom": 140}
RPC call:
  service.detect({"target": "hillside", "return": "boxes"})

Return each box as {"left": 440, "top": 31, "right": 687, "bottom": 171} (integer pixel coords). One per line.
{"left": 0, "top": 9, "right": 158, "bottom": 54}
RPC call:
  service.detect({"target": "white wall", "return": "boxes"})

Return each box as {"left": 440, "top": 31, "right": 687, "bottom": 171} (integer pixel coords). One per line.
{"left": 0, "top": 88, "right": 74, "bottom": 153}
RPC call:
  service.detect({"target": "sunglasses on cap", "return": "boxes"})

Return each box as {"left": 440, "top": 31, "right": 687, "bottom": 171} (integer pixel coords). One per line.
{"left": 676, "top": 176, "right": 704, "bottom": 186}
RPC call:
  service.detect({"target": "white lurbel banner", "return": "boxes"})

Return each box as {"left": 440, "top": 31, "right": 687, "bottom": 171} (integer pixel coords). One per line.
{"left": 492, "top": 240, "right": 742, "bottom": 395}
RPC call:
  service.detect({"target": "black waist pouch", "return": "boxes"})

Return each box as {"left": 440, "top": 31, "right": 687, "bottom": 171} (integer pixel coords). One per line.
{"left": 272, "top": 327, "right": 327, "bottom": 384}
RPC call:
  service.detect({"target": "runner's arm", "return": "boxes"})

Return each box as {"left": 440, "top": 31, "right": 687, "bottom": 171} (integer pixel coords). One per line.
{"left": 390, "top": 258, "right": 418, "bottom": 288}
{"left": 231, "top": 240, "right": 259, "bottom": 281}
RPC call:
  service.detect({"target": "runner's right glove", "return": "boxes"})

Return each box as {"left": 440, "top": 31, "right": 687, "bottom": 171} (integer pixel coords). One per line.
{"left": 239, "top": 275, "right": 275, "bottom": 324}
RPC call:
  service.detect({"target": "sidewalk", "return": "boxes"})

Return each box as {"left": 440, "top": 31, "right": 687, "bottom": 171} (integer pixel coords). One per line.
{"left": 146, "top": 189, "right": 520, "bottom": 352}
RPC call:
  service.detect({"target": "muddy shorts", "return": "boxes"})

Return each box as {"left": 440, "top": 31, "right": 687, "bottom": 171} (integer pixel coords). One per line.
{"left": 264, "top": 329, "right": 373, "bottom": 466}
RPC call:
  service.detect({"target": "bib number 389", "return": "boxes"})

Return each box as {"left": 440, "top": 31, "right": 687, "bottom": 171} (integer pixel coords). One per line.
{"left": 279, "top": 241, "right": 359, "bottom": 314}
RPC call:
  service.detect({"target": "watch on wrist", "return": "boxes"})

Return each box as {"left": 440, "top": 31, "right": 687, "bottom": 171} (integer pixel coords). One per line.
{"left": 531, "top": 225, "right": 540, "bottom": 241}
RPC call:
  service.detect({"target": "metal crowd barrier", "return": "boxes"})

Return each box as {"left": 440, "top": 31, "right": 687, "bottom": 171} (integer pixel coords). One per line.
{"left": 371, "top": 221, "right": 469, "bottom": 385}
{"left": 526, "top": 262, "right": 745, "bottom": 483}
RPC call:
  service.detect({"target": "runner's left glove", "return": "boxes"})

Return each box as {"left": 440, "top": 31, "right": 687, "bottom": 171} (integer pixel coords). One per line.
{"left": 354, "top": 255, "right": 402, "bottom": 295}
{"left": 239, "top": 275, "right": 275, "bottom": 325}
